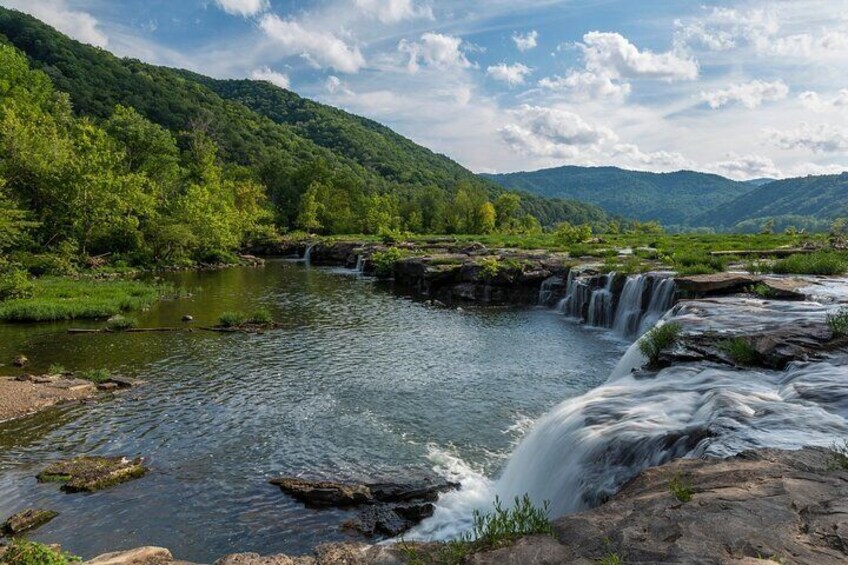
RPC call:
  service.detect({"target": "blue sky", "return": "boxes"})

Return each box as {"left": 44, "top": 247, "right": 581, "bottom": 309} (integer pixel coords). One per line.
{"left": 3, "top": 0, "right": 847, "bottom": 179}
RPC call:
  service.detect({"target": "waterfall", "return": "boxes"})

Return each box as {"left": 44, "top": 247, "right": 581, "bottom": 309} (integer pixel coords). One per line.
{"left": 303, "top": 244, "right": 315, "bottom": 265}
{"left": 612, "top": 275, "right": 648, "bottom": 337}
{"left": 638, "top": 277, "right": 676, "bottom": 335}
{"left": 538, "top": 277, "right": 561, "bottom": 306}
{"left": 355, "top": 255, "right": 366, "bottom": 274}
{"left": 586, "top": 273, "right": 616, "bottom": 328}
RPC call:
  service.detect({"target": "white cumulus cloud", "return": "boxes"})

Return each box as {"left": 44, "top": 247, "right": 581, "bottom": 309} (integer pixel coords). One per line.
{"left": 214, "top": 0, "right": 269, "bottom": 17}
{"left": 259, "top": 14, "right": 365, "bottom": 73}
{"left": 764, "top": 123, "right": 848, "bottom": 153}
{"left": 709, "top": 153, "right": 782, "bottom": 180}
{"left": 250, "top": 67, "right": 290, "bottom": 89}
{"left": 579, "top": 31, "right": 699, "bottom": 82}
{"left": 500, "top": 105, "right": 616, "bottom": 158}
{"left": 538, "top": 71, "right": 631, "bottom": 101}
{"left": 1, "top": 0, "right": 108, "bottom": 47}
{"left": 799, "top": 89, "right": 848, "bottom": 112}
{"left": 486, "top": 63, "right": 532, "bottom": 86}
{"left": 512, "top": 30, "right": 538, "bottom": 52}
{"left": 354, "top": 0, "right": 432, "bottom": 24}
{"left": 399, "top": 33, "right": 473, "bottom": 73}
{"left": 701, "top": 79, "right": 789, "bottom": 109}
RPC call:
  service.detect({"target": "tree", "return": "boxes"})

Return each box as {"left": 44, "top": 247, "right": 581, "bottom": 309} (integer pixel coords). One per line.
{"left": 495, "top": 193, "right": 521, "bottom": 231}
{"left": 296, "top": 182, "right": 323, "bottom": 233}
{"left": 479, "top": 201, "right": 496, "bottom": 234}
{"left": 554, "top": 222, "right": 592, "bottom": 245}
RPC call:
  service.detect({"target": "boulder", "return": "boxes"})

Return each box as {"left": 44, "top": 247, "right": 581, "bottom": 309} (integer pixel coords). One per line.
{"left": 675, "top": 273, "right": 759, "bottom": 295}
{"left": 2, "top": 508, "right": 58, "bottom": 535}
{"left": 86, "top": 547, "right": 174, "bottom": 565}
{"left": 12, "top": 355, "right": 28, "bottom": 368}
{"left": 760, "top": 277, "right": 809, "bottom": 300}
{"left": 38, "top": 456, "right": 148, "bottom": 492}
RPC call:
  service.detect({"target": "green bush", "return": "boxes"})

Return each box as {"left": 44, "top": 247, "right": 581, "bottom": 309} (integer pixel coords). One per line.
{"left": 218, "top": 311, "right": 247, "bottom": 327}
{"left": 17, "top": 253, "right": 78, "bottom": 276}
{"left": 554, "top": 222, "right": 593, "bottom": 245}
{"left": 0, "top": 266, "right": 34, "bottom": 300}
{"left": 478, "top": 257, "right": 502, "bottom": 280}
{"left": 719, "top": 338, "right": 761, "bottom": 366}
{"left": 79, "top": 368, "right": 111, "bottom": 383}
{"left": 105, "top": 315, "right": 138, "bottom": 331}
{"left": 668, "top": 471, "right": 693, "bottom": 503}
{"left": 198, "top": 249, "right": 240, "bottom": 265}
{"left": 371, "top": 247, "right": 408, "bottom": 278}
{"left": 829, "top": 440, "right": 848, "bottom": 471}
{"left": 827, "top": 307, "right": 848, "bottom": 338}
{"left": 639, "top": 322, "right": 682, "bottom": 367}
{"left": 748, "top": 283, "right": 777, "bottom": 298}
{"left": 470, "top": 495, "right": 553, "bottom": 546}
{"left": 772, "top": 252, "right": 847, "bottom": 275}
{"left": 248, "top": 308, "right": 273, "bottom": 325}
{"left": 672, "top": 251, "right": 726, "bottom": 275}
{"left": 3, "top": 539, "right": 80, "bottom": 565}
{"left": 597, "top": 553, "right": 623, "bottom": 565}
{"left": 49, "top": 363, "right": 67, "bottom": 374}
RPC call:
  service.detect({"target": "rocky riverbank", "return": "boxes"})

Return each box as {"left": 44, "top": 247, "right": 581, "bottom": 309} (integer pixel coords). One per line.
{"left": 42, "top": 446, "right": 846, "bottom": 564}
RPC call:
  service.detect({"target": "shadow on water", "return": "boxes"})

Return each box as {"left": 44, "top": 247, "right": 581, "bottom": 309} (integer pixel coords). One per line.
{"left": 0, "top": 260, "right": 625, "bottom": 561}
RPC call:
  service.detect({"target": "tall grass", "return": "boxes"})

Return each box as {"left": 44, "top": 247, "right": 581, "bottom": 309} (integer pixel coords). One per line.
{"left": 772, "top": 252, "right": 847, "bottom": 276}
{"left": 0, "top": 277, "right": 164, "bottom": 322}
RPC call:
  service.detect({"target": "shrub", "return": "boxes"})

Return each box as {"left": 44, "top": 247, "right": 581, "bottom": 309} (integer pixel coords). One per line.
{"left": 248, "top": 308, "right": 273, "bottom": 325}
{"left": 79, "top": 368, "right": 111, "bottom": 384}
{"left": 673, "top": 251, "right": 726, "bottom": 275}
{"left": 597, "top": 553, "right": 623, "bottom": 565}
{"left": 371, "top": 247, "right": 408, "bottom": 278}
{"left": 18, "top": 253, "right": 78, "bottom": 276}
{"left": 829, "top": 440, "right": 848, "bottom": 470}
{"left": 772, "top": 252, "right": 847, "bottom": 276}
{"left": 719, "top": 337, "right": 761, "bottom": 366}
{"left": 668, "top": 471, "right": 693, "bottom": 502}
{"left": 470, "top": 494, "right": 553, "bottom": 547}
{"left": 748, "top": 283, "right": 777, "bottom": 298}
{"left": 198, "top": 249, "right": 240, "bottom": 265}
{"left": 827, "top": 307, "right": 848, "bottom": 338}
{"left": 478, "top": 257, "right": 501, "bottom": 280}
{"left": 218, "top": 311, "right": 247, "bottom": 328}
{"left": 744, "top": 260, "right": 771, "bottom": 275}
{"left": 554, "top": 222, "right": 592, "bottom": 245}
{"left": 639, "top": 322, "right": 682, "bottom": 367}
{"left": 49, "top": 363, "right": 67, "bottom": 374}
{"left": 105, "top": 315, "right": 138, "bottom": 331}
{"left": 3, "top": 539, "right": 80, "bottom": 565}
{"left": 0, "top": 266, "right": 34, "bottom": 300}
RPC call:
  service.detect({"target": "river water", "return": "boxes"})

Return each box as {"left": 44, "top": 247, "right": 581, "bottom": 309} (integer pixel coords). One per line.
{"left": 0, "top": 261, "right": 625, "bottom": 561}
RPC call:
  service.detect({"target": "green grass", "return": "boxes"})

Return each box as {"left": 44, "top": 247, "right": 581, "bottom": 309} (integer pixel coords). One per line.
{"left": 0, "top": 277, "right": 164, "bottom": 322}
{"left": 597, "top": 553, "right": 623, "bottom": 565}
{"left": 3, "top": 539, "right": 80, "bottom": 565}
{"left": 668, "top": 471, "right": 693, "bottom": 503}
{"left": 827, "top": 307, "right": 848, "bottom": 338}
{"left": 105, "top": 314, "right": 138, "bottom": 331}
{"left": 829, "top": 440, "right": 848, "bottom": 471}
{"left": 218, "top": 311, "right": 247, "bottom": 328}
{"left": 772, "top": 252, "right": 847, "bottom": 275}
{"left": 638, "top": 322, "right": 682, "bottom": 368}
{"left": 48, "top": 363, "right": 67, "bottom": 374}
{"left": 719, "top": 337, "right": 762, "bottom": 366}
{"left": 78, "top": 368, "right": 111, "bottom": 384}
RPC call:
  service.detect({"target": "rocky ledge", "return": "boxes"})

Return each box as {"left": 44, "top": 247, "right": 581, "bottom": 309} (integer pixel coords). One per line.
{"left": 67, "top": 447, "right": 847, "bottom": 565}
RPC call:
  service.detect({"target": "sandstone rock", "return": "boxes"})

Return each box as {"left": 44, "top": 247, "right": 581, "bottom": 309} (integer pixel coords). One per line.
{"left": 12, "top": 355, "right": 28, "bottom": 367}
{"left": 269, "top": 478, "right": 372, "bottom": 507}
{"left": 465, "top": 535, "right": 572, "bottom": 565}
{"left": 215, "top": 553, "right": 313, "bottom": 565}
{"left": 675, "top": 273, "right": 759, "bottom": 295}
{"left": 2, "top": 508, "right": 58, "bottom": 535}
{"left": 760, "top": 277, "right": 809, "bottom": 300}
{"left": 38, "top": 456, "right": 148, "bottom": 492}
{"left": 86, "top": 547, "right": 174, "bottom": 565}
{"left": 182, "top": 315, "right": 194, "bottom": 322}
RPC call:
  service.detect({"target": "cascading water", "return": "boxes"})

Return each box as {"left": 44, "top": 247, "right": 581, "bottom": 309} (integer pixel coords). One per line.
{"left": 412, "top": 294, "right": 848, "bottom": 540}
{"left": 303, "top": 244, "right": 315, "bottom": 265}
{"left": 537, "top": 276, "right": 561, "bottom": 306}
{"left": 611, "top": 275, "right": 647, "bottom": 336}
{"left": 587, "top": 273, "right": 616, "bottom": 328}
{"left": 638, "top": 277, "right": 676, "bottom": 335}
{"left": 355, "top": 255, "right": 366, "bottom": 274}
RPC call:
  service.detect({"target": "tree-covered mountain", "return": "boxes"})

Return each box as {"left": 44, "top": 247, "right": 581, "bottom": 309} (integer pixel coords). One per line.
{"left": 482, "top": 166, "right": 756, "bottom": 228}
{"left": 691, "top": 173, "right": 848, "bottom": 231}
{"left": 0, "top": 6, "right": 612, "bottom": 235}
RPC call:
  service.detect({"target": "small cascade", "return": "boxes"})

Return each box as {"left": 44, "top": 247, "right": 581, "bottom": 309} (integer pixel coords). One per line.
{"left": 537, "top": 277, "right": 561, "bottom": 306}
{"left": 612, "top": 275, "right": 648, "bottom": 337}
{"left": 303, "top": 244, "right": 315, "bottom": 265}
{"left": 355, "top": 255, "right": 366, "bottom": 274}
{"left": 586, "top": 273, "right": 616, "bottom": 328}
{"left": 638, "top": 277, "right": 676, "bottom": 335}
{"left": 562, "top": 276, "right": 591, "bottom": 319}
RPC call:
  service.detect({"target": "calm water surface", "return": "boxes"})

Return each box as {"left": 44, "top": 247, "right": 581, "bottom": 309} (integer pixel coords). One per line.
{"left": 0, "top": 261, "right": 624, "bottom": 562}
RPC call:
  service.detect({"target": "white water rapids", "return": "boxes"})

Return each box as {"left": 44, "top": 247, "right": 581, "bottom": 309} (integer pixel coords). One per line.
{"left": 411, "top": 281, "right": 848, "bottom": 540}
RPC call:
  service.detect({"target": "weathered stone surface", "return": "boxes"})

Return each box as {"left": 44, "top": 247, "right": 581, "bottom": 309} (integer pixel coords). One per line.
{"left": 12, "top": 355, "right": 28, "bottom": 367}
{"left": 2, "top": 508, "right": 58, "bottom": 535}
{"left": 215, "top": 552, "right": 313, "bottom": 565}
{"left": 549, "top": 447, "right": 848, "bottom": 565}
{"left": 38, "top": 456, "right": 148, "bottom": 492}
{"left": 0, "top": 375, "right": 98, "bottom": 422}
{"left": 760, "top": 277, "right": 809, "bottom": 300}
{"left": 675, "top": 273, "right": 758, "bottom": 295}
{"left": 85, "top": 547, "right": 174, "bottom": 565}
{"left": 269, "top": 478, "right": 372, "bottom": 507}
{"left": 465, "top": 535, "right": 572, "bottom": 565}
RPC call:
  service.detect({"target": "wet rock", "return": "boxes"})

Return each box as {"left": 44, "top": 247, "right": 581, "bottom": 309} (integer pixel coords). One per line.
{"left": 270, "top": 478, "right": 372, "bottom": 507}
{"left": 675, "top": 272, "right": 759, "bottom": 295}
{"left": 38, "top": 456, "right": 148, "bottom": 492}
{"left": 346, "top": 503, "right": 436, "bottom": 537}
{"left": 97, "top": 382, "right": 120, "bottom": 392}
{"left": 182, "top": 315, "right": 194, "bottom": 322}
{"left": 104, "top": 375, "right": 144, "bottom": 389}
{"left": 760, "top": 277, "right": 809, "bottom": 300}
{"left": 2, "top": 508, "right": 58, "bottom": 535}
{"left": 85, "top": 546, "right": 175, "bottom": 565}
{"left": 12, "top": 355, "right": 28, "bottom": 368}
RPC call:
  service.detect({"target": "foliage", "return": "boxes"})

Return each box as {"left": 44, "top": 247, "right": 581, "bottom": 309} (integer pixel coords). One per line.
{"left": 0, "top": 264, "right": 33, "bottom": 300}
{"left": 105, "top": 314, "right": 138, "bottom": 331}
{"left": 719, "top": 338, "right": 761, "bottom": 366}
{"left": 248, "top": 308, "right": 273, "bottom": 325}
{"left": 478, "top": 257, "right": 502, "bottom": 280}
{"left": 49, "top": 363, "right": 66, "bottom": 374}
{"left": 0, "top": 277, "right": 162, "bottom": 322}
{"left": 828, "top": 440, "right": 848, "bottom": 471}
{"left": 218, "top": 312, "right": 247, "bottom": 328}
{"left": 744, "top": 260, "right": 771, "bottom": 275}
{"left": 3, "top": 539, "right": 80, "bottom": 565}
{"left": 79, "top": 368, "right": 111, "bottom": 384}
{"left": 668, "top": 471, "right": 693, "bottom": 502}
{"left": 772, "top": 252, "right": 847, "bottom": 276}
{"left": 748, "top": 283, "right": 777, "bottom": 298}
{"left": 554, "top": 222, "right": 593, "bottom": 245}
{"left": 827, "top": 307, "right": 848, "bottom": 338}
{"left": 371, "top": 247, "right": 408, "bottom": 278}
{"left": 596, "top": 553, "right": 623, "bottom": 565}
{"left": 672, "top": 251, "right": 726, "bottom": 275}
{"left": 639, "top": 322, "right": 682, "bottom": 367}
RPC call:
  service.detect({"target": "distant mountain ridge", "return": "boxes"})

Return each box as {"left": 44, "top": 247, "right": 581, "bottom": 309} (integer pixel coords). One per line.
{"left": 483, "top": 166, "right": 848, "bottom": 231}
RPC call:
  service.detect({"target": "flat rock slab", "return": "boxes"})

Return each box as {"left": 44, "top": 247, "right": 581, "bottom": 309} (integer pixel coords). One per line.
{"left": 2, "top": 508, "right": 58, "bottom": 535}
{"left": 86, "top": 547, "right": 175, "bottom": 565}
{"left": 0, "top": 376, "right": 97, "bottom": 422}
{"left": 38, "top": 456, "right": 148, "bottom": 493}
{"left": 676, "top": 273, "right": 758, "bottom": 295}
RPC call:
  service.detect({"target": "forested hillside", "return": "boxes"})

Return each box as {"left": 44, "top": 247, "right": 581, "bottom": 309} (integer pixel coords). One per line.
{"left": 483, "top": 166, "right": 756, "bottom": 228}
{"left": 0, "top": 7, "right": 612, "bottom": 241}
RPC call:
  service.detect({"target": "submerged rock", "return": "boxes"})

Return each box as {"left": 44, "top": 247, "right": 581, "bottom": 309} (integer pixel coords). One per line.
{"left": 2, "top": 508, "right": 58, "bottom": 535}
{"left": 37, "top": 456, "right": 148, "bottom": 492}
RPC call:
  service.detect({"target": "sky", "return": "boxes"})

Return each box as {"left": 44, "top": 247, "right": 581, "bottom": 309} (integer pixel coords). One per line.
{"left": 2, "top": 0, "right": 847, "bottom": 180}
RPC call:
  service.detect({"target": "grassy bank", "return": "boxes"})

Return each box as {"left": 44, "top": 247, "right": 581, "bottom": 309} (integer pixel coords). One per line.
{"left": 0, "top": 277, "right": 166, "bottom": 322}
